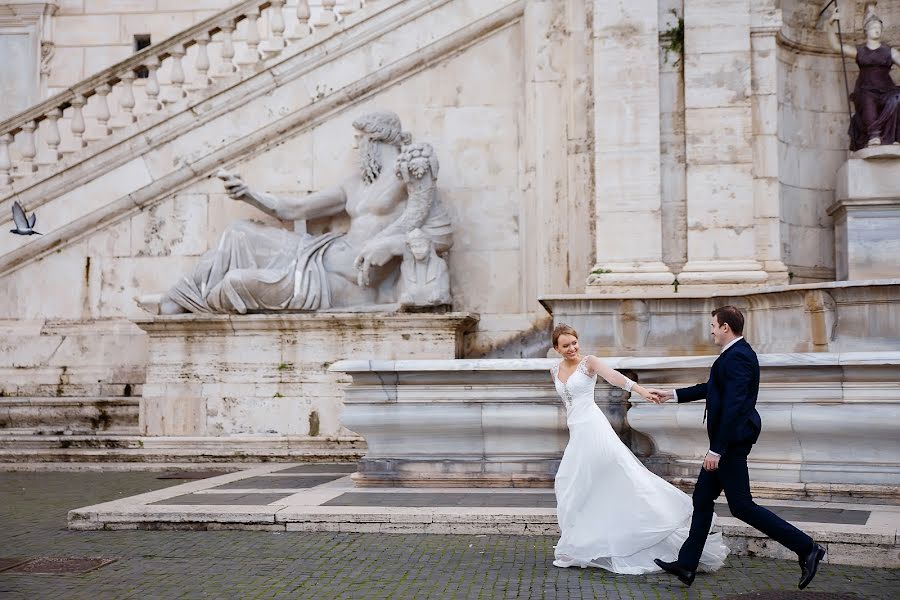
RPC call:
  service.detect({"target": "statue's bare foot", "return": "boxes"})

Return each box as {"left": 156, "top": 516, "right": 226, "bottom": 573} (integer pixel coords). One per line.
{"left": 868, "top": 137, "right": 882, "bottom": 146}
{"left": 135, "top": 293, "right": 188, "bottom": 315}
{"left": 160, "top": 298, "right": 188, "bottom": 315}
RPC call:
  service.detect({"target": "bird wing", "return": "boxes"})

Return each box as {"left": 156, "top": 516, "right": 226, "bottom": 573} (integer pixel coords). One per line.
{"left": 27, "top": 211, "right": 36, "bottom": 228}
{"left": 11, "top": 201, "right": 29, "bottom": 230}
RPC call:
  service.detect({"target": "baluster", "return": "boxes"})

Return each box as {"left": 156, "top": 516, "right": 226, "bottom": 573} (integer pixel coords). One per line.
{"left": 13, "top": 121, "right": 38, "bottom": 176}
{"left": 265, "top": 0, "right": 286, "bottom": 55}
{"left": 288, "top": 1, "right": 311, "bottom": 42}
{"left": 237, "top": 9, "right": 262, "bottom": 73}
{"left": 94, "top": 83, "right": 112, "bottom": 137}
{"left": 117, "top": 70, "right": 137, "bottom": 126}
{"left": 145, "top": 56, "right": 162, "bottom": 112}
{"left": 189, "top": 32, "right": 212, "bottom": 92}
{"left": 337, "top": 0, "right": 362, "bottom": 19}
{"left": 45, "top": 108, "right": 62, "bottom": 162}
{"left": 0, "top": 134, "right": 12, "bottom": 185}
{"left": 217, "top": 21, "right": 238, "bottom": 76}
{"left": 164, "top": 44, "right": 187, "bottom": 104}
{"left": 70, "top": 94, "right": 87, "bottom": 150}
{"left": 315, "top": 0, "right": 337, "bottom": 29}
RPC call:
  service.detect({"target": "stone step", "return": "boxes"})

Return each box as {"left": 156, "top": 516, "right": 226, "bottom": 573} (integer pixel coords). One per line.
{"left": 0, "top": 435, "right": 366, "bottom": 463}
{"left": 0, "top": 397, "right": 139, "bottom": 434}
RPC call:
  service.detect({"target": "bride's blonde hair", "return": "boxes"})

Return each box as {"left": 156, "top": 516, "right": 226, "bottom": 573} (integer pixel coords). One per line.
{"left": 552, "top": 323, "right": 578, "bottom": 348}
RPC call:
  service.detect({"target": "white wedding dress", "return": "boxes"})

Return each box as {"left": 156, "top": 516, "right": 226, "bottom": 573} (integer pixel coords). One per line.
{"left": 551, "top": 356, "right": 729, "bottom": 574}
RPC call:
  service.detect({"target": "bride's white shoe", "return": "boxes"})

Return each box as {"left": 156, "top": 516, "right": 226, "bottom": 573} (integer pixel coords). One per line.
{"left": 552, "top": 557, "right": 584, "bottom": 569}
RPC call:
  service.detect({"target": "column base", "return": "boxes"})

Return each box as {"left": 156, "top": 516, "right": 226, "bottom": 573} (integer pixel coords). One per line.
{"left": 675, "top": 260, "right": 769, "bottom": 292}
{"left": 586, "top": 262, "right": 675, "bottom": 295}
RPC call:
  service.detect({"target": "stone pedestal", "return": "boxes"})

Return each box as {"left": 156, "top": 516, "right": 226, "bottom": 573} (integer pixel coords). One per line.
{"left": 829, "top": 152, "right": 900, "bottom": 281}
{"left": 135, "top": 312, "right": 477, "bottom": 440}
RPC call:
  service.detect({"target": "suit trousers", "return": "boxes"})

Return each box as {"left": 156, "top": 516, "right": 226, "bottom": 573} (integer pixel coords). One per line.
{"left": 677, "top": 448, "right": 813, "bottom": 569}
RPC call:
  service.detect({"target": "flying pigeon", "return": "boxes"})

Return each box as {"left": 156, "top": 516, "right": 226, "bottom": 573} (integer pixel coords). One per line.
{"left": 10, "top": 200, "right": 41, "bottom": 235}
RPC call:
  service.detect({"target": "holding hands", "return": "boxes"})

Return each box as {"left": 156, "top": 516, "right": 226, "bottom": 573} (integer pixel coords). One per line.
{"left": 644, "top": 388, "right": 674, "bottom": 405}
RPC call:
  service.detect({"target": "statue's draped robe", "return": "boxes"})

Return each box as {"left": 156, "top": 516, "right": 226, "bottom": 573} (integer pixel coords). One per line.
{"left": 168, "top": 222, "right": 342, "bottom": 313}
{"left": 850, "top": 44, "right": 900, "bottom": 150}
{"left": 168, "top": 188, "right": 452, "bottom": 314}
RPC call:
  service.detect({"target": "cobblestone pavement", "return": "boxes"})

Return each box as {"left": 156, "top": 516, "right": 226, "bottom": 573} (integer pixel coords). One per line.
{"left": 1, "top": 472, "right": 898, "bottom": 600}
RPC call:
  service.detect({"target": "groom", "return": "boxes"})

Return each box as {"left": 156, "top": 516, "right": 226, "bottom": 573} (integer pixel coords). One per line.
{"left": 648, "top": 306, "right": 826, "bottom": 589}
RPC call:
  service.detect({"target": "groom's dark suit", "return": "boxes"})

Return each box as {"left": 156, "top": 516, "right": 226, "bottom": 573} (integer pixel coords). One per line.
{"left": 675, "top": 338, "right": 814, "bottom": 569}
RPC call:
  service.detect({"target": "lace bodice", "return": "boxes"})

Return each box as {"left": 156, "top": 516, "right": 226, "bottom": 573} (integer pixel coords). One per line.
{"left": 551, "top": 356, "right": 597, "bottom": 410}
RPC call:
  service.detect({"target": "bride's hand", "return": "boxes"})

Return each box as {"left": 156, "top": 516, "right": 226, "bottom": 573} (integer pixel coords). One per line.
{"left": 639, "top": 389, "right": 661, "bottom": 403}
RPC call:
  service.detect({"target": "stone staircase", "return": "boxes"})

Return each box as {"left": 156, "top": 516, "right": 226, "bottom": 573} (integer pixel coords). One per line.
{"left": 0, "top": 0, "right": 520, "bottom": 275}
{"left": 0, "top": 394, "right": 140, "bottom": 436}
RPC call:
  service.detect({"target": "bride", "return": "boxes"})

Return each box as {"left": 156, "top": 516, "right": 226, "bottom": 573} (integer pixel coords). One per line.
{"left": 550, "top": 323, "right": 728, "bottom": 574}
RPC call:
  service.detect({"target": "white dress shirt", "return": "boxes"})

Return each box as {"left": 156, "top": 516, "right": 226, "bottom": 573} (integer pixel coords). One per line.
{"left": 673, "top": 336, "right": 744, "bottom": 458}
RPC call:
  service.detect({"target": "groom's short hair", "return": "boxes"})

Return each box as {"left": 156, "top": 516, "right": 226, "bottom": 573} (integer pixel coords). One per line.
{"left": 712, "top": 305, "right": 744, "bottom": 335}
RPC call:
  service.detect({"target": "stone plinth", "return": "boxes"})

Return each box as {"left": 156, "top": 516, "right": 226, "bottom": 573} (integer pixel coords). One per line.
{"left": 540, "top": 280, "right": 900, "bottom": 356}
{"left": 334, "top": 359, "right": 632, "bottom": 487}
{"left": 135, "top": 312, "right": 477, "bottom": 440}
{"left": 334, "top": 353, "right": 900, "bottom": 496}
{"left": 829, "top": 154, "right": 900, "bottom": 281}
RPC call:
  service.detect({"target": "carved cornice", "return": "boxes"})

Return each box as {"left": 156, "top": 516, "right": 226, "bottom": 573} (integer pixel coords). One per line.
{"left": 0, "top": 1, "right": 58, "bottom": 27}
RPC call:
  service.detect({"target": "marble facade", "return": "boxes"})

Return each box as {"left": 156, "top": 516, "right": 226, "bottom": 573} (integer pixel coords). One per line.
{"left": 0, "top": 0, "right": 898, "bottom": 471}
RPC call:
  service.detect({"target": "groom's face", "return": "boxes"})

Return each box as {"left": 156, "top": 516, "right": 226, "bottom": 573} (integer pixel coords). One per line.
{"left": 710, "top": 318, "right": 728, "bottom": 347}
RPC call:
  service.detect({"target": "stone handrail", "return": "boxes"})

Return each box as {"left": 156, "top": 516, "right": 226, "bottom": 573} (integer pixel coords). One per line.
{"left": 0, "top": 0, "right": 365, "bottom": 187}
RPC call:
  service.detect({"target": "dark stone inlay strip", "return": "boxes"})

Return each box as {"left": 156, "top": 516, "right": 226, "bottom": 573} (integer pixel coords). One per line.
{"left": 323, "top": 492, "right": 557, "bottom": 508}
{"left": 210, "top": 475, "right": 345, "bottom": 490}
{"left": 714, "top": 505, "right": 870, "bottom": 526}
{"left": 278, "top": 464, "right": 358, "bottom": 474}
{"left": 151, "top": 493, "right": 293, "bottom": 505}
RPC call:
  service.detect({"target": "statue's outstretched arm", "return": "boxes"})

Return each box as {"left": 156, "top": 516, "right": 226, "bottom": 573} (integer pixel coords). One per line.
{"left": 892, "top": 47, "right": 900, "bottom": 68}
{"left": 224, "top": 174, "right": 347, "bottom": 221}
{"left": 256, "top": 185, "right": 348, "bottom": 221}
{"left": 827, "top": 10, "right": 857, "bottom": 59}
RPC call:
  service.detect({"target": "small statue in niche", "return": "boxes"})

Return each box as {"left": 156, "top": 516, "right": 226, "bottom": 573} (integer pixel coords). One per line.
{"left": 398, "top": 228, "right": 451, "bottom": 309}
{"left": 829, "top": 5, "right": 900, "bottom": 150}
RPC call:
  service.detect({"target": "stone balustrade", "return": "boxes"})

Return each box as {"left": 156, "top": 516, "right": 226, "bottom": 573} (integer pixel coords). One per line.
{"left": 0, "top": 0, "right": 376, "bottom": 189}
{"left": 334, "top": 353, "right": 900, "bottom": 500}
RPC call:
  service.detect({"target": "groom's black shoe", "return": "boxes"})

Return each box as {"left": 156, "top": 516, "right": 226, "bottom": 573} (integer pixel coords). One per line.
{"left": 653, "top": 558, "right": 695, "bottom": 587}
{"left": 798, "top": 543, "right": 826, "bottom": 590}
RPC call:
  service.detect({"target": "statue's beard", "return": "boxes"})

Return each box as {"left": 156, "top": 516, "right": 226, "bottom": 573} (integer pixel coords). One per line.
{"left": 359, "top": 138, "right": 382, "bottom": 185}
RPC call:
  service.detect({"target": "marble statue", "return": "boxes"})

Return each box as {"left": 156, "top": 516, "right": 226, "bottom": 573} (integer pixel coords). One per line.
{"left": 829, "top": 5, "right": 900, "bottom": 150}
{"left": 398, "top": 228, "right": 452, "bottom": 309}
{"left": 138, "top": 111, "right": 453, "bottom": 314}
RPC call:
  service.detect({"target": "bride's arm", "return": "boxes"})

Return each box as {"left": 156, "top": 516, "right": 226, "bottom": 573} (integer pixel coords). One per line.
{"left": 585, "top": 355, "right": 657, "bottom": 401}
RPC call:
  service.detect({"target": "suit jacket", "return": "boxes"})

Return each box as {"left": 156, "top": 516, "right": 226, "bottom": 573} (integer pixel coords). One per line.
{"left": 676, "top": 338, "right": 762, "bottom": 456}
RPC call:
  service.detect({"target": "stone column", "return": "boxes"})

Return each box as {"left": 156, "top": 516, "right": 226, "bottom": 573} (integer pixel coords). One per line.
{"left": 750, "top": 1, "right": 789, "bottom": 284}
{"left": 677, "top": 0, "right": 769, "bottom": 290}
{"left": 522, "top": 0, "right": 594, "bottom": 305}
{"left": 587, "top": 0, "right": 674, "bottom": 294}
